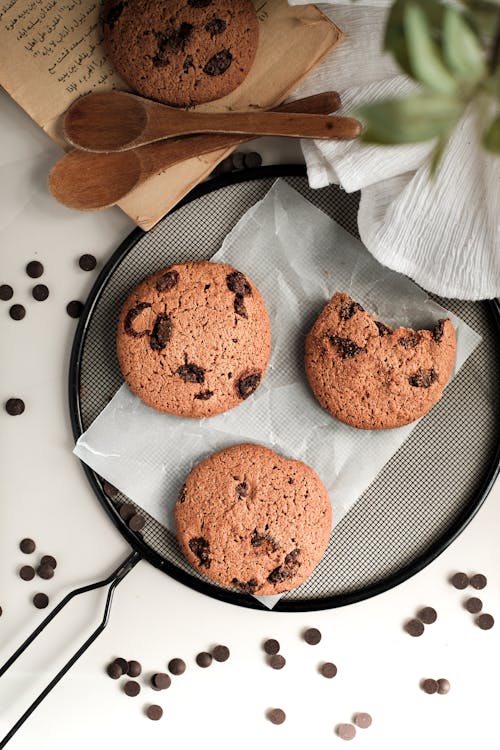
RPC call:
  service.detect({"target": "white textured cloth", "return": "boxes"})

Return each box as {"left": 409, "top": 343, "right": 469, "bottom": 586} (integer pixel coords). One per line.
{"left": 288, "top": 2, "right": 500, "bottom": 300}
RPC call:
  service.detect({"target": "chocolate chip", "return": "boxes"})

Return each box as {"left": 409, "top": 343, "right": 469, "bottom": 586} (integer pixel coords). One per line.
{"left": 329, "top": 335, "right": 364, "bottom": 359}
{"left": 465, "top": 597, "right": 482, "bottom": 613}
{"left": 177, "top": 363, "right": 205, "bottom": 383}
{"left": 124, "top": 302, "right": 152, "bottom": 336}
{"left": 263, "top": 639, "right": 280, "bottom": 655}
{"left": 269, "top": 654, "right": 286, "bottom": 670}
{"left": 339, "top": 301, "right": 363, "bottom": 320}
{"left": 399, "top": 333, "right": 420, "bottom": 348}
{"left": 432, "top": 319, "right": 446, "bottom": 342}
{"left": 9, "top": 304, "right": 26, "bottom": 320}
{"left": 233, "top": 293, "right": 248, "bottom": 318}
{"left": 152, "top": 672, "right": 171, "bottom": 689}
{"left": 213, "top": 156, "right": 233, "bottom": 176}
{"left": 114, "top": 657, "right": 128, "bottom": 674}
{"left": 168, "top": 657, "right": 186, "bottom": 675}
{"left": 237, "top": 372, "right": 261, "bottom": 399}
{"left": 337, "top": 724, "right": 356, "bottom": 741}
{"left": 236, "top": 481, "right": 248, "bottom": 498}
{"left": 251, "top": 529, "right": 277, "bottom": 550}
{"left": 212, "top": 645, "right": 230, "bottom": 662}
{"left": 20, "top": 538, "right": 36, "bottom": 554}
{"left": 104, "top": 1, "right": 124, "bottom": 28}
{"left": 127, "top": 660, "right": 142, "bottom": 677}
{"left": 409, "top": 368, "right": 438, "bottom": 388}
{"left": 243, "top": 152, "right": 262, "bottom": 169}
{"left": 20, "top": 565, "right": 35, "bottom": 581}
{"left": 66, "top": 300, "right": 83, "bottom": 318}
{"left": 188, "top": 0, "right": 212, "bottom": 6}
{"left": 156, "top": 269, "right": 179, "bottom": 292}
{"left": 405, "top": 619, "right": 425, "bottom": 637}
{"left": 177, "top": 485, "right": 186, "bottom": 503}
{"left": 417, "top": 606, "right": 437, "bottom": 625}
{"left": 41, "top": 555, "right": 57, "bottom": 569}
{"left": 124, "top": 680, "right": 141, "bottom": 696}
{"left": 203, "top": 49, "right": 232, "bottom": 76}
{"left": 303, "top": 628, "right": 321, "bottom": 645}
{"left": 154, "top": 22, "right": 193, "bottom": 61}
{"left": 119, "top": 503, "right": 136, "bottom": 521}
{"left": 268, "top": 708, "right": 286, "bottom": 725}
{"left": 183, "top": 54, "right": 194, "bottom": 73}
{"left": 150, "top": 314, "right": 172, "bottom": 351}
{"left": 189, "top": 537, "right": 211, "bottom": 568}
{"left": 196, "top": 652, "right": 213, "bottom": 668}
{"left": 226, "top": 271, "right": 251, "bottom": 296}
{"left": 451, "top": 572, "right": 469, "bottom": 589}
{"left": 205, "top": 18, "right": 226, "bottom": 37}
{"left": 422, "top": 678, "right": 439, "bottom": 694}
{"left": 476, "top": 613, "right": 494, "bottom": 630}
{"left": 79, "top": 254, "right": 97, "bottom": 271}
{"left": 128, "top": 513, "right": 145, "bottom": 531}
{"left": 232, "top": 578, "right": 258, "bottom": 594}
{"left": 37, "top": 563, "right": 54, "bottom": 580}
{"left": 231, "top": 152, "right": 245, "bottom": 170}
{"left": 33, "top": 593, "right": 49, "bottom": 609}
{"left": 194, "top": 390, "right": 213, "bottom": 400}
{"left": 146, "top": 705, "right": 163, "bottom": 721}
{"left": 375, "top": 320, "right": 392, "bottom": 336}
{"left": 354, "top": 713, "right": 372, "bottom": 728}
{"left": 5, "top": 398, "right": 25, "bottom": 415}
{"left": 26, "top": 261, "right": 43, "bottom": 278}
{"left": 470, "top": 573, "right": 487, "bottom": 590}
{"left": 320, "top": 662, "right": 337, "bottom": 678}
{"left": 107, "top": 661, "right": 123, "bottom": 679}
{"left": 103, "top": 481, "right": 119, "bottom": 498}
{"left": 437, "top": 678, "right": 451, "bottom": 695}
{"left": 267, "top": 565, "right": 294, "bottom": 584}
{"left": 32, "top": 284, "right": 49, "bottom": 301}
{"left": 0, "top": 284, "right": 14, "bottom": 301}
{"left": 285, "top": 548, "right": 300, "bottom": 564}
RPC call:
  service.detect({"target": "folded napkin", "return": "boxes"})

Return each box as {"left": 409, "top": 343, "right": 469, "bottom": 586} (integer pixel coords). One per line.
{"left": 288, "top": 2, "right": 500, "bottom": 300}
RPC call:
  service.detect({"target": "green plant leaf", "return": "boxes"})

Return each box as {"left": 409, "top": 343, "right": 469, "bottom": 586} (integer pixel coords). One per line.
{"left": 384, "top": 0, "right": 445, "bottom": 78}
{"left": 443, "top": 7, "right": 486, "bottom": 80}
{"left": 404, "top": 3, "right": 458, "bottom": 94}
{"left": 357, "top": 94, "right": 464, "bottom": 144}
{"left": 483, "top": 113, "right": 500, "bottom": 152}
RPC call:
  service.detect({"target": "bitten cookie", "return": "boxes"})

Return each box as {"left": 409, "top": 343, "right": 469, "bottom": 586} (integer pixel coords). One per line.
{"left": 175, "top": 443, "right": 332, "bottom": 595}
{"left": 116, "top": 261, "right": 271, "bottom": 417}
{"left": 305, "top": 292, "right": 457, "bottom": 430}
{"left": 102, "top": 0, "right": 259, "bottom": 107}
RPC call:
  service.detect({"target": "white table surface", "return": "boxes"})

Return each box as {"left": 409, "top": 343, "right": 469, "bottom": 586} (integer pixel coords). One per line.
{"left": 1, "top": 87, "right": 499, "bottom": 750}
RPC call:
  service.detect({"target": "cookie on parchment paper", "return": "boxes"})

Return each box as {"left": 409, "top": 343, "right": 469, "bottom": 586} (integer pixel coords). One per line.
{"left": 175, "top": 443, "right": 332, "bottom": 596}
{"left": 102, "top": 0, "right": 260, "bottom": 107}
{"left": 304, "top": 292, "right": 456, "bottom": 430}
{"left": 116, "top": 261, "right": 271, "bottom": 418}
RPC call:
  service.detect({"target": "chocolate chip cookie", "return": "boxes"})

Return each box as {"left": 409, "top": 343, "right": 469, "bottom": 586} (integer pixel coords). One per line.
{"left": 305, "top": 292, "right": 456, "bottom": 430}
{"left": 102, "top": 0, "right": 259, "bottom": 107}
{"left": 116, "top": 261, "right": 270, "bottom": 417}
{"left": 175, "top": 443, "right": 332, "bottom": 595}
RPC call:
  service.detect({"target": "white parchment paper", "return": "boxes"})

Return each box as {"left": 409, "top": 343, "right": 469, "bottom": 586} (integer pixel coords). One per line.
{"left": 74, "top": 180, "right": 481, "bottom": 607}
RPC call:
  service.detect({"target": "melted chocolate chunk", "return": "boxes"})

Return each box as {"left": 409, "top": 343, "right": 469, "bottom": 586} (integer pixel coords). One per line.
{"left": 188, "top": 0, "right": 212, "bottom": 5}
{"left": 399, "top": 333, "right": 421, "bottom": 349}
{"left": 188, "top": 537, "right": 211, "bottom": 568}
{"left": 150, "top": 314, "right": 172, "bottom": 351}
{"left": 183, "top": 55, "right": 194, "bottom": 73}
{"left": 267, "top": 565, "right": 295, "bottom": 584}
{"left": 232, "top": 578, "right": 258, "bottom": 594}
{"left": 226, "top": 271, "right": 251, "bottom": 296}
{"left": 251, "top": 529, "right": 278, "bottom": 552}
{"left": 104, "top": 1, "right": 126, "bottom": 28}
{"left": 205, "top": 18, "right": 226, "bottom": 37}
{"left": 409, "top": 368, "right": 438, "bottom": 388}
{"left": 194, "top": 390, "right": 213, "bottom": 400}
{"left": 329, "top": 335, "right": 364, "bottom": 359}
{"left": 156, "top": 270, "right": 179, "bottom": 292}
{"left": 203, "top": 49, "right": 232, "bottom": 76}
{"left": 236, "top": 481, "right": 248, "bottom": 499}
{"left": 375, "top": 320, "right": 393, "bottom": 336}
{"left": 285, "top": 548, "right": 301, "bottom": 564}
{"left": 237, "top": 372, "right": 261, "bottom": 399}
{"left": 124, "top": 302, "right": 152, "bottom": 337}
{"left": 339, "top": 300, "right": 363, "bottom": 320}
{"left": 153, "top": 22, "right": 194, "bottom": 65}
{"left": 177, "top": 363, "right": 205, "bottom": 383}
{"left": 432, "top": 319, "right": 446, "bottom": 342}
{"left": 234, "top": 293, "right": 248, "bottom": 318}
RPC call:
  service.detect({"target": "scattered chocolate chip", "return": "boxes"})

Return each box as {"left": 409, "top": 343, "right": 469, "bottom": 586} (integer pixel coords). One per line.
{"left": 470, "top": 573, "right": 487, "bottom": 590}
{"left": 417, "top": 606, "right": 437, "bottom": 625}
{"left": 354, "top": 713, "right": 372, "bottom": 729}
{"left": 128, "top": 513, "right": 145, "bottom": 532}
{"left": 19, "top": 565, "right": 35, "bottom": 581}
{"left": 233, "top": 293, "right": 248, "bottom": 318}
{"left": 103, "top": 481, "right": 119, "bottom": 498}
{"left": 203, "top": 49, "right": 232, "bottom": 76}
{"left": 114, "top": 657, "right": 128, "bottom": 674}
{"left": 339, "top": 301, "right": 363, "bottom": 320}
{"left": 177, "top": 363, "right": 205, "bottom": 383}
{"left": 231, "top": 152, "right": 245, "bottom": 170}
{"left": 267, "top": 565, "right": 294, "bottom": 584}
{"left": 32, "top": 284, "right": 49, "bottom": 301}
{"left": 285, "top": 549, "right": 300, "bottom": 564}
{"left": 476, "top": 613, "right": 494, "bottom": 630}
{"left": 189, "top": 537, "right": 211, "bottom": 568}
{"left": 107, "top": 661, "right": 123, "bottom": 679}
{"left": 168, "top": 658, "right": 186, "bottom": 675}
{"left": 5, "top": 398, "right": 25, "bottom": 415}
{"left": 320, "top": 662, "right": 337, "bottom": 678}
{"left": 268, "top": 708, "right": 286, "bottom": 725}
{"left": 9, "top": 304, "right": 26, "bottom": 320}
{"left": 232, "top": 577, "right": 258, "bottom": 594}
{"left": 152, "top": 672, "right": 171, "bottom": 689}
{"left": 37, "top": 563, "right": 54, "bottom": 580}
{"left": 188, "top": 0, "right": 212, "bottom": 6}
{"left": 149, "top": 314, "right": 172, "bottom": 351}
{"left": 66, "top": 300, "right": 83, "bottom": 319}
{"left": 127, "top": 660, "right": 142, "bottom": 677}
{"left": 422, "top": 678, "right": 439, "bottom": 694}
{"left": 409, "top": 368, "right": 438, "bottom": 388}
{"left": 196, "top": 652, "right": 213, "bottom": 668}
{"left": 103, "top": 1, "right": 124, "bottom": 28}
{"left": 156, "top": 269, "right": 179, "bottom": 293}
{"left": 465, "top": 597, "right": 483, "bottom": 613}
{"left": 451, "top": 572, "right": 469, "bottom": 589}
{"left": 20, "top": 538, "right": 36, "bottom": 554}
{"left": 79, "top": 254, "right": 97, "bottom": 271}
{"left": 375, "top": 320, "right": 393, "bottom": 336}
{"left": 124, "top": 302, "right": 151, "bottom": 336}
{"left": 212, "top": 645, "right": 230, "bottom": 662}
{"left": 119, "top": 503, "right": 136, "bottom": 522}
{"left": 243, "top": 152, "right": 262, "bottom": 169}
{"left": 226, "top": 271, "right": 251, "bottom": 296}
{"left": 236, "top": 481, "right": 248, "bottom": 499}
{"left": 399, "top": 333, "right": 420, "bottom": 348}
{"left": 432, "top": 319, "right": 446, "bottom": 342}
{"left": 251, "top": 529, "right": 277, "bottom": 550}
{"left": 263, "top": 639, "right": 280, "bottom": 655}
{"left": 124, "top": 680, "right": 141, "bottom": 697}
{"left": 213, "top": 156, "right": 233, "bottom": 176}
{"left": 205, "top": 18, "right": 226, "bottom": 37}
{"left": 154, "top": 22, "right": 194, "bottom": 65}
{"left": 183, "top": 54, "right": 194, "bottom": 73}
{"left": 0, "top": 284, "right": 14, "bottom": 301}
{"left": 405, "top": 619, "right": 425, "bottom": 637}
{"left": 337, "top": 724, "right": 356, "bottom": 741}
{"left": 146, "top": 704, "right": 163, "bottom": 721}
{"left": 303, "top": 628, "right": 322, "bottom": 645}
{"left": 269, "top": 654, "right": 286, "bottom": 670}
{"left": 194, "top": 390, "right": 213, "bottom": 400}
{"left": 329, "top": 335, "right": 364, "bottom": 359}
{"left": 437, "top": 678, "right": 451, "bottom": 695}
{"left": 237, "top": 372, "right": 261, "bottom": 399}
{"left": 26, "top": 261, "right": 43, "bottom": 278}
{"left": 33, "top": 593, "right": 49, "bottom": 609}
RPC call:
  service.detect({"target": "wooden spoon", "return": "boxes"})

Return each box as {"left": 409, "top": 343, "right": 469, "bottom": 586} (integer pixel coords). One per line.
{"left": 49, "top": 92, "right": 342, "bottom": 211}
{"left": 63, "top": 90, "right": 360, "bottom": 152}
